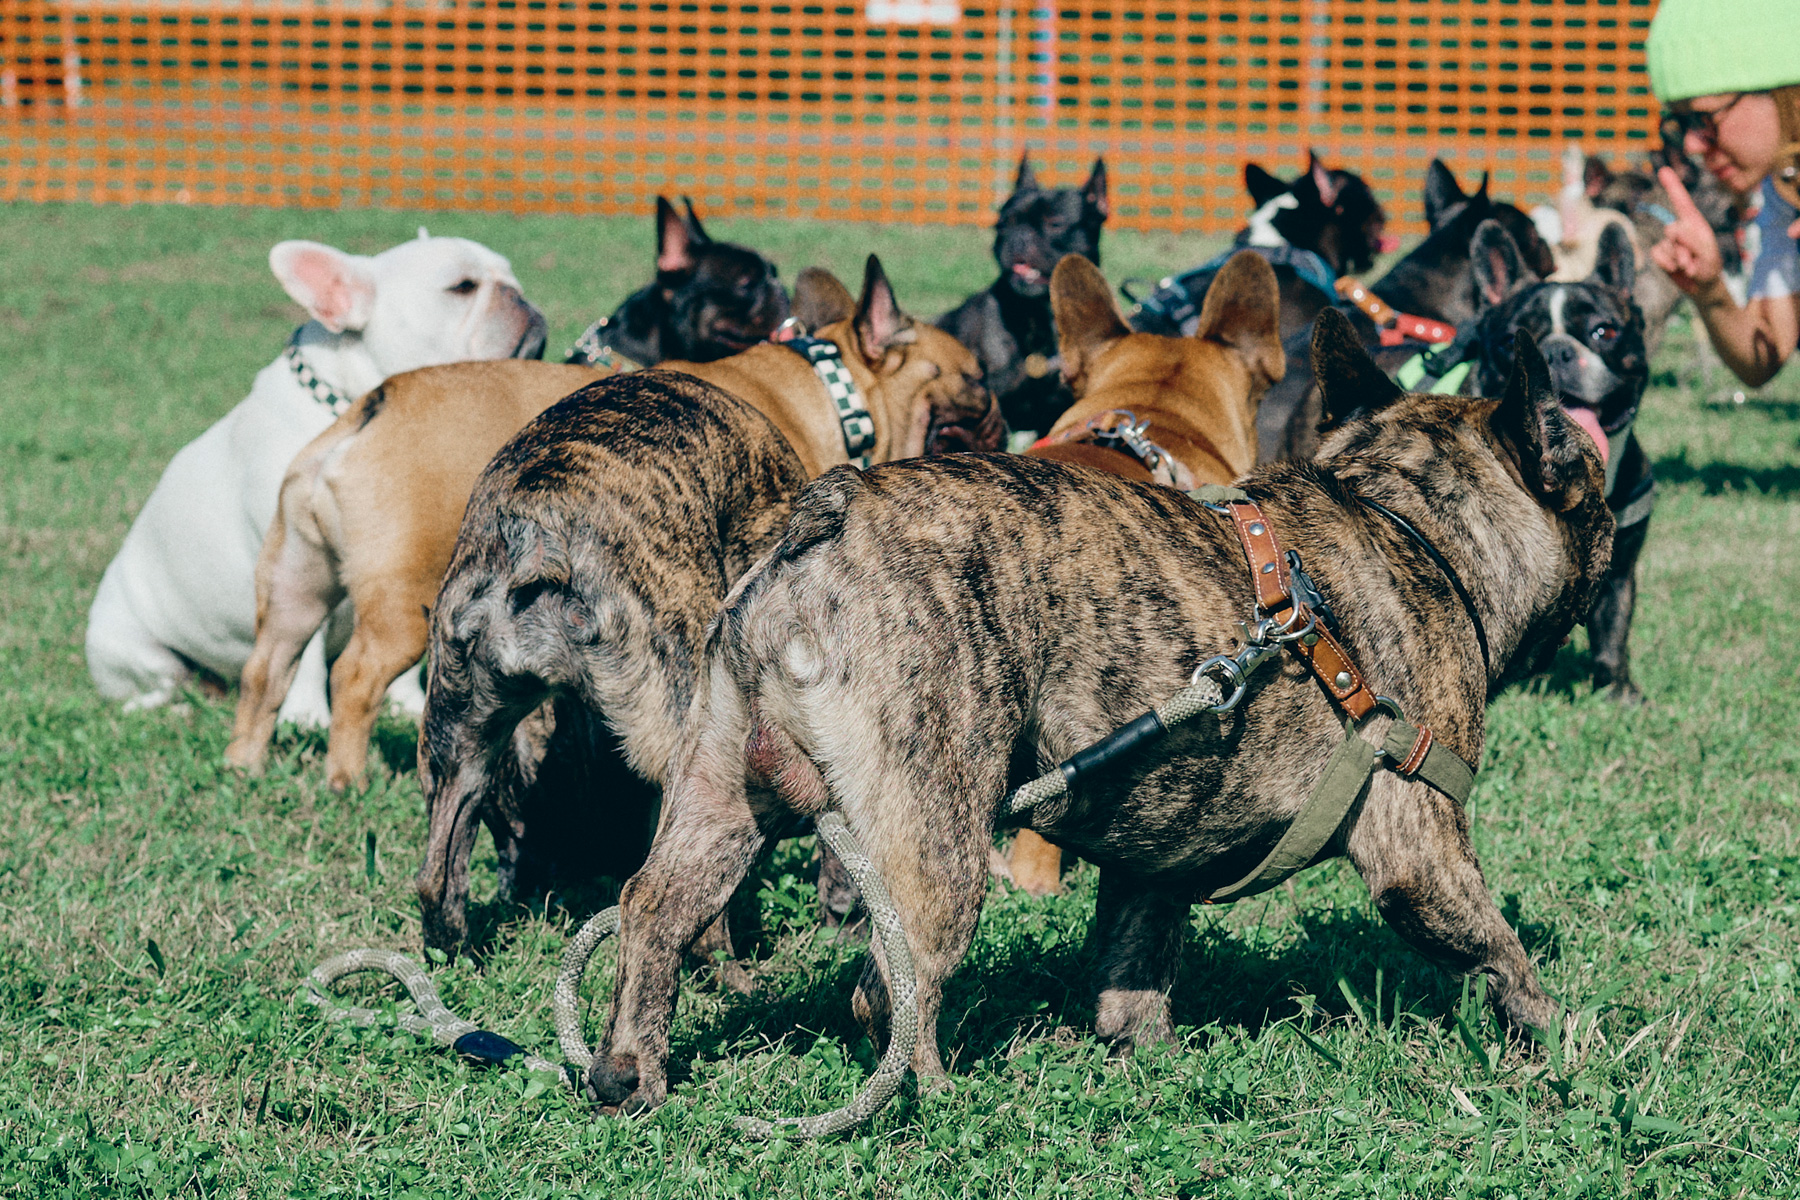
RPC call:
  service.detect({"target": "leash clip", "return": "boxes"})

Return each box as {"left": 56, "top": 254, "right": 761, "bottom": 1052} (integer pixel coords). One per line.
{"left": 1190, "top": 606, "right": 1320, "bottom": 713}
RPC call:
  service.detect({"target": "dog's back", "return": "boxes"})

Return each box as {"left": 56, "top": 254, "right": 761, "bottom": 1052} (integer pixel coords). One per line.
{"left": 415, "top": 370, "right": 809, "bottom": 949}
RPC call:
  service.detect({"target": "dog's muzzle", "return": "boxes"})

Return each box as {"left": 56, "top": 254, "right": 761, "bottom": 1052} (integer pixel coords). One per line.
{"left": 512, "top": 302, "right": 549, "bottom": 361}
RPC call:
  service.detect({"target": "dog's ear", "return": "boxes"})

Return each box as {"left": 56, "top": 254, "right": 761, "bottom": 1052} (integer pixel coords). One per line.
{"left": 1245, "top": 162, "right": 1289, "bottom": 208}
{"left": 679, "top": 196, "right": 713, "bottom": 246}
{"left": 1471, "top": 219, "right": 1536, "bottom": 311}
{"left": 1423, "top": 159, "right": 1467, "bottom": 229}
{"left": 1308, "top": 151, "right": 1341, "bottom": 208}
{"left": 1583, "top": 155, "right": 1612, "bottom": 199}
{"left": 1014, "top": 153, "right": 1040, "bottom": 195}
{"left": 1082, "top": 157, "right": 1110, "bottom": 221}
{"left": 1472, "top": 171, "right": 1492, "bottom": 205}
{"left": 853, "top": 255, "right": 915, "bottom": 363}
{"left": 792, "top": 266, "right": 857, "bottom": 330}
{"left": 1194, "top": 251, "right": 1285, "bottom": 391}
{"left": 655, "top": 196, "right": 697, "bottom": 275}
{"left": 1588, "top": 222, "right": 1637, "bottom": 300}
{"left": 1050, "top": 255, "right": 1129, "bottom": 392}
{"left": 1493, "top": 329, "right": 1594, "bottom": 507}
{"left": 269, "top": 241, "right": 378, "bottom": 334}
{"left": 1312, "top": 307, "right": 1403, "bottom": 430}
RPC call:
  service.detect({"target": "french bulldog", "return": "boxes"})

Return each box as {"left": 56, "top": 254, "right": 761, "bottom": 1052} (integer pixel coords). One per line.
{"left": 588, "top": 316, "right": 1613, "bottom": 1114}
{"left": 567, "top": 197, "right": 790, "bottom": 368}
{"left": 1465, "top": 218, "right": 1653, "bottom": 702}
{"left": 1129, "top": 153, "right": 1394, "bottom": 341}
{"left": 936, "top": 154, "right": 1109, "bottom": 435}
{"left": 85, "top": 232, "right": 546, "bottom": 719}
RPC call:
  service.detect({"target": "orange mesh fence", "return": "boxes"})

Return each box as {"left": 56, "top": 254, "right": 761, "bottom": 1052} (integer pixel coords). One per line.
{"left": 0, "top": 0, "right": 1660, "bottom": 232}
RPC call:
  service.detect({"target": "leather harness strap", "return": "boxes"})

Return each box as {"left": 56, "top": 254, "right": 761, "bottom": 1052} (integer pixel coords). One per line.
{"left": 1221, "top": 498, "right": 1377, "bottom": 719}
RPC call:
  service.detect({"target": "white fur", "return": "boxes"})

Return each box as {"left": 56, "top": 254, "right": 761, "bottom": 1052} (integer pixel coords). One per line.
{"left": 1245, "top": 192, "right": 1299, "bottom": 248}
{"left": 87, "top": 234, "right": 540, "bottom": 721}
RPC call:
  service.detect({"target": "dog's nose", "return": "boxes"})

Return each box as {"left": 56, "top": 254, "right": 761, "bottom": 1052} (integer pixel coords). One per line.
{"left": 1540, "top": 337, "right": 1581, "bottom": 369}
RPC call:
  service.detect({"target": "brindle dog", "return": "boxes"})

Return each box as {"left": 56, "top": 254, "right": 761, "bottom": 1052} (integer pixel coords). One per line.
{"left": 588, "top": 314, "right": 1613, "bottom": 1111}
{"left": 415, "top": 261, "right": 997, "bottom": 952}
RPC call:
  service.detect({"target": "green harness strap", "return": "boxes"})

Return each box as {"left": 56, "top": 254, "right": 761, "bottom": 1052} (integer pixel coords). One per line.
{"left": 1393, "top": 342, "right": 1473, "bottom": 395}
{"left": 1204, "top": 715, "right": 1475, "bottom": 904}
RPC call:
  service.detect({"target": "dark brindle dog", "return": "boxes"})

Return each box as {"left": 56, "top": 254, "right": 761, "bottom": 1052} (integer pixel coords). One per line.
{"left": 588, "top": 314, "right": 1614, "bottom": 1110}
{"left": 937, "top": 154, "right": 1110, "bottom": 435}
{"left": 415, "top": 261, "right": 997, "bottom": 952}
{"left": 567, "top": 197, "right": 790, "bottom": 369}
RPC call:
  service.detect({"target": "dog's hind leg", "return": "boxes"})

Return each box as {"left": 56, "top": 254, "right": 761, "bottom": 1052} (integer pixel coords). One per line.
{"left": 323, "top": 585, "right": 433, "bottom": 792}
{"left": 592, "top": 673, "right": 770, "bottom": 1113}
{"left": 1091, "top": 870, "right": 1188, "bottom": 1055}
{"left": 1347, "top": 772, "right": 1557, "bottom": 1036}
{"left": 226, "top": 515, "right": 342, "bottom": 771}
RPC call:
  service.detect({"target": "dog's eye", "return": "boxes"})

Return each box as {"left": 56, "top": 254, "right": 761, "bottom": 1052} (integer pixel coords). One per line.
{"left": 448, "top": 279, "right": 479, "bottom": 295}
{"left": 1589, "top": 323, "right": 1619, "bottom": 346}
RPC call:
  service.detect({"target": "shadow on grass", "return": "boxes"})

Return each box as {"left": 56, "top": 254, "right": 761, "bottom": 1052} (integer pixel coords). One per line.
{"left": 1652, "top": 452, "right": 1800, "bottom": 497}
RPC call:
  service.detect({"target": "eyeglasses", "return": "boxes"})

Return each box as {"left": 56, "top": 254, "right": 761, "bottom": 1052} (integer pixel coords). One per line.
{"left": 1668, "top": 93, "right": 1748, "bottom": 146}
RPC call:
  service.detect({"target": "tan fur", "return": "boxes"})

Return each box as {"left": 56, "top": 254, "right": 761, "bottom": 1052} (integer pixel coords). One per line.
{"left": 1007, "top": 251, "right": 1284, "bottom": 896}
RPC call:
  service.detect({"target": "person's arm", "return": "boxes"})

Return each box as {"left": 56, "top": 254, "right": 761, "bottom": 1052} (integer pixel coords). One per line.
{"left": 1652, "top": 168, "right": 1800, "bottom": 387}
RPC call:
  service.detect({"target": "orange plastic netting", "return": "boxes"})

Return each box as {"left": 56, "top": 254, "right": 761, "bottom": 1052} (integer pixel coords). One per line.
{"left": 0, "top": 0, "right": 1660, "bottom": 232}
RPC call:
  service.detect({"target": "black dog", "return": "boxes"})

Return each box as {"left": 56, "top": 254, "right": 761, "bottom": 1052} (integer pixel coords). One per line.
{"left": 567, "top": 196, "right": 790, "bottom": 369}
{"left": 1256, "top": 160, "right": 1558, "bottom": 461}
{"left": 1130, "top": 153, "right": 1391, "bottom": 341}
{"left": 936, "top": 154, "right": 1109, "bottom": 435}
{"left": 1466, "top": 219, "right": 1652, "bottom": 702}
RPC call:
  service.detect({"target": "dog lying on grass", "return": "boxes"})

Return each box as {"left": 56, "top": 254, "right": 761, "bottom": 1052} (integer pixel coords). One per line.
{"left": 1007, "top": 249, "right": 1283, "bottom": 896}
{"left": 413, "top": 257, "right": 1000, "bottom": 951}
{"left": 588, "top": 313, "right": 1613, "bottom": 1112}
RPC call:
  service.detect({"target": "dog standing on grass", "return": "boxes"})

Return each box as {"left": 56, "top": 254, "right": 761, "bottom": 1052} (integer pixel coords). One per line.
{"left": 85, "top": 232, "right": 546, "bottom": 720}
{"left": 587, "top": 314, "right": 1615, "bottom": 1113}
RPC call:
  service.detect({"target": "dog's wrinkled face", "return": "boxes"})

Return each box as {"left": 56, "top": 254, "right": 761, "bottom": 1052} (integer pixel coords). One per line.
{"left": 993, "top": 155, "right": 1109, "bottom": 297}
{"left": 271, "top": 234, "right": 548, "bottom": 373}
{"left": 1469, "top": 220, "right": 1648, "bottom": 475}
{"left": 1245, "top": 154, "right": 1392, "bottom": 274}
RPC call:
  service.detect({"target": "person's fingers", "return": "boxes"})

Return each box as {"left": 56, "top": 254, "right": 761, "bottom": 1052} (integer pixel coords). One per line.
{"left": 1658, "top": 166, "right": 1708, "bottom": 227}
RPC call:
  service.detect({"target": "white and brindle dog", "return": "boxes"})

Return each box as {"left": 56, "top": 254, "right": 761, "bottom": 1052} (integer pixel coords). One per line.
{"left": 86, "top": 231, "right": 547, "bottom": 720}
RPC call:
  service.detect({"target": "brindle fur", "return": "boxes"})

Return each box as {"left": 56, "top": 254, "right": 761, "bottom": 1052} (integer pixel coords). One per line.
{"left": 414, "top": 258, "right": 1000, "bottom": 951}
{"left": 588, "top": 314, "right": 1613, "bottom": 1112}
{"left": 1007, "top": 250, "right": 1283, "bottom": 895}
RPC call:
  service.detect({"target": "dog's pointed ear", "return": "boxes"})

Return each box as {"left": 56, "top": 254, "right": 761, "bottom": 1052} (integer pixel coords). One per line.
{"left": 1050, "top": 255, "right": 1129, "bottom": 393}
{"left": 269, "top": 241, "right": 378, "bottom": 334}
{"left": 1313, "top": 307, "right": 1403, "bottom": 430}
{"left": 853, "top": 255, "right": 914, "bottom": 363}
{"left": 1493, "top": 329, "right": 1595, "bottom": 507}
{"left": 1308, "top": 151, "right": 1341, "bottom": 208}
{"left": 1014, "top": 153, "right": 1040, "bottom": 194}
{"left": 1423, "top": 158, "right": 1467, "bottom": 229}
{"left": 655, "top": 196, "right": 697, "bottom": 275}
{"left": 1588, "top": 222, "right": 1637, "bottom": 300}
{"left": 1195, "top": 251, "right": 1285, "bottom": 391}
{"left": 792, "top": 266, "right": 856, "bottom": 330}
{"left": 1471, "top": 218, "right": 1536, "bottom": 311}
{"left": 1082, "top": 156, "right": 1110, "bottom": 221}
{"left": 1245, "top": 162, "right": 1288, "bottom": 207}
{"left": 1473, "top": 170, "right": 1491, "bottom": 203}
{"left": 1583, "top": 155, "right": 1612, "bottom": 199}
{"left": 680, "top": 196, "right": 713, "bottom": 246}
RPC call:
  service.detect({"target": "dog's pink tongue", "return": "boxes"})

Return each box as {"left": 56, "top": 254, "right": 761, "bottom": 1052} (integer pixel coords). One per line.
{"left": 1378, "top": 234, "right": 1401, "bottom": 254}
{"left": 1564, "top": 405, "right": 1609, "bottom": 466}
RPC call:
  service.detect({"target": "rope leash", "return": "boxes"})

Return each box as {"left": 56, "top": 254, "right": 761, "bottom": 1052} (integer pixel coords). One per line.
{"left": 302, "top": 813, "right": 915, "bottom": 1141}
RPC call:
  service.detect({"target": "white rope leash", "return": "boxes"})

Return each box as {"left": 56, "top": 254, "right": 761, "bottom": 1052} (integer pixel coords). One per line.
{"left": 302, "top": 812, "right": 915, "bottom": 1140}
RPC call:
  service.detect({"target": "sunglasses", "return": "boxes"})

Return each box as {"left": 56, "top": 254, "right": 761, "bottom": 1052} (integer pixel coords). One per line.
{"left": 1667, "top": 93, "right": 1747, "bottom": 146}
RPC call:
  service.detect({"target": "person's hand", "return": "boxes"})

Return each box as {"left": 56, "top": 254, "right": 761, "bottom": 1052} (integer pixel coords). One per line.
{"left": 1650, "top": 166, "right": 1727, "bottom": 297}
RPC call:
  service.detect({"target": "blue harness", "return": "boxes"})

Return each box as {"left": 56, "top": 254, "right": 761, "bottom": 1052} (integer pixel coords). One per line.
{"left": 1128, "top": 244, "right": 1338, "bottom": 335}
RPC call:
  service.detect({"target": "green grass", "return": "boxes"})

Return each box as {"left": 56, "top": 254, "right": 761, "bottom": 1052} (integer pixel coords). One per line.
{"left": 2, "top": 200, "right": 1799, "bottom": 1198}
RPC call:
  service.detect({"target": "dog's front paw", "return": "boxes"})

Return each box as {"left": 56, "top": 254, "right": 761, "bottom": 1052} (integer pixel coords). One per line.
{"left": 585, "top": 1054, "right": 643, "bottom": 1107}
{"left": 1601, "top": 678, "right": 1643, "bottom": 706}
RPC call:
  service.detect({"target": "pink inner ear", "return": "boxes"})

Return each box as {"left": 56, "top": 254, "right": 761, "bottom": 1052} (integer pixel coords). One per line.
{"left": 1311, "top": 161, "right": 1339, "bottom": 207}
{"left": 278, "top": 246, "right": 373, "bottom": 332}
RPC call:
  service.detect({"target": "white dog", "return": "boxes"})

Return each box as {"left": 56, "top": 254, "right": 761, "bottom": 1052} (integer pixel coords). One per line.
{"left": 87, "top": 231, "right": 547, "bottom": 723}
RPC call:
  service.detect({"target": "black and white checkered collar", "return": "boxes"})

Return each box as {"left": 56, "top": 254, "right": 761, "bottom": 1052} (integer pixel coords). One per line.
{"left": 780, "top": 333, "right": 877, "bottom": 470}
{"left": 282, "top": 329, "right": 355, "bottom": 416}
